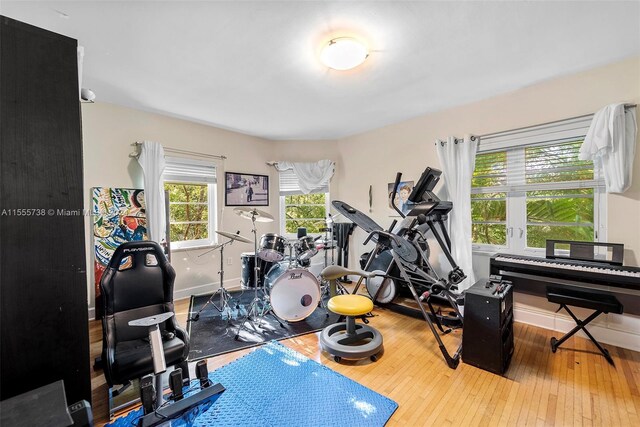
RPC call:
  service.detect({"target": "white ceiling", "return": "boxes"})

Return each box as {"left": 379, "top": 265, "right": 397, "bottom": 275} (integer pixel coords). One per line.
{"left": 2, "top": 1, "right": 639, "bottom": 140}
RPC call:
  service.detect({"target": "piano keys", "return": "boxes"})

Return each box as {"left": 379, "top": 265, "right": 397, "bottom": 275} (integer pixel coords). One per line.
{"left": 489, "top": 241, "right": 640, "bottom": 315}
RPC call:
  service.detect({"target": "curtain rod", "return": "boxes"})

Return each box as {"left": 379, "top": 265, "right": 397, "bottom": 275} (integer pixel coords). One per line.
{"left": 434, "top": 135, "right": 478, "bottom": 146}
{"left": 129, "top": 142, "right": 227, "bottom": 160}
{"left": 479, "top": 103, "right": 637, "bottom": 140}
{"left": 265, "top": 160, "right": 338, "bottom": 166}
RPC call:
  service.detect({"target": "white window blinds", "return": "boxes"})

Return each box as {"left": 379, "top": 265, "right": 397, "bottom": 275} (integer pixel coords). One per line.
{"left": 163, "top": 157, "right": 217, "bottom": 183}
{"left": 475, "top": 117, "right": 604, "bottom": 194}
{"left": 478, "top": 116, "right": 594, "bottom": 152}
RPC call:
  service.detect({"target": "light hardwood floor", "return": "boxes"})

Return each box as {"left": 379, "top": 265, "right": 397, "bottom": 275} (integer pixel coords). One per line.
{"left": 90, "top": 297, "right": 640, "bottom": 426}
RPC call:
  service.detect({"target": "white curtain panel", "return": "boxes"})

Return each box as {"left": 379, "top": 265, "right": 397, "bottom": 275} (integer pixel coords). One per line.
{"left": 137, "top": 141, "right": 167, "bottom": 243}
{"left": 275, "top": 159, "right": 335, "bottom": 194}
{"left": 579, "top": 103, "right": 637, "bottom": 193}
{"left": 436, "top": 136, "right": 478, "bottom": 291}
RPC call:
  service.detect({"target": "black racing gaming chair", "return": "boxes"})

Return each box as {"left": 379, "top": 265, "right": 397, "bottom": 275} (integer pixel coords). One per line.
{"left": 100, "top": 241, "right": 189, "bottom": 397}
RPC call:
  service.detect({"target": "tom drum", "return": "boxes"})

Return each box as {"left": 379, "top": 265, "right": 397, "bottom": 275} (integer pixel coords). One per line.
{"left": 257, "top": 233, "right": 286, "bottom": 262}
{"left": 296, "top": 236, "right": 318, "bottom": 261}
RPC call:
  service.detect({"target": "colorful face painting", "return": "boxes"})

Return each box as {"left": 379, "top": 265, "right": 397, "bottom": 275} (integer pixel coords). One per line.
{"left": 92, "top": 188, "right": 148, "bottom": 306}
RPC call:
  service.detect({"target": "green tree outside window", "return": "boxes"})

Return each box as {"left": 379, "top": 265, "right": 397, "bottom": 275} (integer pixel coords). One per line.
{"left": 166, "top": 182, "right": 209, "bottom": 242}
{"left": 284, "top": 193, "right": 326, "bottom": 234}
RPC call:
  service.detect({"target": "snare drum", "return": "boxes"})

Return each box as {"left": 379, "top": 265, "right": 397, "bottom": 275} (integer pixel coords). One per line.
{"left": 258, "top": 233, "right": 286, "bottom": 262}
{"left": 265, "top": 264, "right": 321, "bottom": 322}
{"left": 296, "top": 236, "right": 318, "bottom": 261}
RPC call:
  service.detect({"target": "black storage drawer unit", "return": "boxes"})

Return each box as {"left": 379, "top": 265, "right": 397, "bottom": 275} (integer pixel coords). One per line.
{"left": 462, "top": 278, "right": 514, "bottom": 375}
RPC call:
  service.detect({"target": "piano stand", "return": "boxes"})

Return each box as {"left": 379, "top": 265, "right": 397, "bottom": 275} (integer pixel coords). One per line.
{"left": 546, "top": 286, "right": 623, "bottom": 366}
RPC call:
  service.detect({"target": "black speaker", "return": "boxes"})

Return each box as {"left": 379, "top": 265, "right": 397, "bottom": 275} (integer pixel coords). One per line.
{"left": 462, "top": 278, "right": 514, "bottom": 375}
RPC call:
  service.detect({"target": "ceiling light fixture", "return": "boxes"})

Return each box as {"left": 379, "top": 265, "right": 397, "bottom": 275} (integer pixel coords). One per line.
{"left": 320, "top": 37, "right": 368, "bottom": 71}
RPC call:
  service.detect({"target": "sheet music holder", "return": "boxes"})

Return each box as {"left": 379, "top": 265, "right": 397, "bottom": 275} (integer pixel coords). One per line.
{"left": 545, "top": 240, "right": 624, "bottom": 266}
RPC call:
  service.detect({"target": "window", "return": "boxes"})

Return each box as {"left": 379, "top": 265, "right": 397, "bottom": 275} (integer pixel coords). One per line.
{"left": 278, "top": 168, "right": 330, "bottom": 236}
{"left": 163, "top": 157, "right": 217, "bottom": 249}
{"left": 282, "top": 193, "right": 328, "bottom": 234}
{"left": 471, "top": 117, "right": 606, "bottom": 254}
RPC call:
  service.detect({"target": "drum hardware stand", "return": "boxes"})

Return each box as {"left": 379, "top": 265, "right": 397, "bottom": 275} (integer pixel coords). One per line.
{"left": 190, "top": 238, "right": 236, "bottom": 322}
{"left": 235, "top": 211, "right": 283, "bottom": 341}
{"left": 318, "top": 214, "right": 349, "bottom": 315}
{"left": 326, "top": 213, "right": 338, "bottom": 268}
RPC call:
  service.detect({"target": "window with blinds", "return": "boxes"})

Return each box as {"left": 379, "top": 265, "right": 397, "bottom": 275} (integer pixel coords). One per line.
{"left": 163, "top": 157, "right": 217, "bottom": 249}
{"left": 472, "top": 117, "right": 606, "bottom": 253}
{"left": 278, "top": 169, "right": 329, "bottom": 235}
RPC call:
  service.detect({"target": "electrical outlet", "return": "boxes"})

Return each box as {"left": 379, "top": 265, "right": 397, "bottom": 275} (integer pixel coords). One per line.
{"left": 227, "top": 257, "right": 233, "bottom": 265}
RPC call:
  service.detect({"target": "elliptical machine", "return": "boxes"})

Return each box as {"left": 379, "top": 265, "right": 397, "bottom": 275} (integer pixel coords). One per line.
{"left": 332, "top": 167, "right": 465, "bottom": 369}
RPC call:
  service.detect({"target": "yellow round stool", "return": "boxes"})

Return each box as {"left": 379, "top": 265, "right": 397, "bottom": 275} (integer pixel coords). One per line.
{"left": 320, "top": 266, "right": 383, "bottom": 363}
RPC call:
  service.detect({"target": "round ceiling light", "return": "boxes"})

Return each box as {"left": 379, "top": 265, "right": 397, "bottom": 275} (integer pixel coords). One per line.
{"left": 320, "top": 37, "right": 369, "bottom": 71}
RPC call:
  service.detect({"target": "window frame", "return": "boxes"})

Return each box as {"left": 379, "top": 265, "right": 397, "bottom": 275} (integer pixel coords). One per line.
{"left": 163, "top": 157, "right": 218, "bottom": 251}
{"left": 471, "top": 120, "right": 607, "bottom": 256}
{"left": 279, "top": 191, "right": 331, "bottom": 239}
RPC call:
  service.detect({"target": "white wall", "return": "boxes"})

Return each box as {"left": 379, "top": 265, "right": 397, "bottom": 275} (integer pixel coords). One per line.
{"left": 333, "top": 56, "right": 640, "bottom": 350}
{"left": 81, "top": 102, "right": 281, "bottom": 314}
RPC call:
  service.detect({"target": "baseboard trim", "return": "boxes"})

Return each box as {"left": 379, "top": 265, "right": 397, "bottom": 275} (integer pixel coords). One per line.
{"left": 514, "top": 302, "right": 640, "bottom": 352}
{"left": 172, "top": 277, "right": 242, "bottom": 301}
{"left": 87, "top": 282, "right": 640, "bottom": 354}
{"left": 87, "top": 277, "right": 242, "bottom": 321}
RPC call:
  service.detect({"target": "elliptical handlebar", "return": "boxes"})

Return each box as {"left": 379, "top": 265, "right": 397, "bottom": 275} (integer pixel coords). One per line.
{"left": 390, "top": 172, "right": 406, "bottom": 218}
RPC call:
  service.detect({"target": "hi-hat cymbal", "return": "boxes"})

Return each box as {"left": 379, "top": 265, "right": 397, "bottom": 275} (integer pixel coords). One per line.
{"left": 215, "top": 230, "right": 252, "bottom": 244}
{"left": 233, "top": 207, "right": 274, "bottom": 222}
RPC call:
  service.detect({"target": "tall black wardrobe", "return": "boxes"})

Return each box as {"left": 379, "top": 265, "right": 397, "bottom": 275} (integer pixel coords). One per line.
{"left": 1, "top": 16, "right": 91, "bottom": 404}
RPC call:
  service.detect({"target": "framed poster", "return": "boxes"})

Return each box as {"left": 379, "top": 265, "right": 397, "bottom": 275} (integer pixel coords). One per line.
{"left": 388, "top": 180, "right": 414, "bottom": 216}
{"left": 225, "top": 172, "right": 269, "bottom": 206}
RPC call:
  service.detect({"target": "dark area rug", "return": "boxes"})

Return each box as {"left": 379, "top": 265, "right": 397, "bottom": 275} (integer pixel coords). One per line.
{"left": 187, "top": 290, "right": 340, "bottom": 361}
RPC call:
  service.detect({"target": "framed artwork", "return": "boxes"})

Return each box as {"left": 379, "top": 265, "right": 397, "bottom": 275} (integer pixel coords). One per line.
{"left": 225, "top": 172, "right": 269, "bottom": 206}
{"left": 388, "top": 180, "right": 414, "bottom": 216}
{"left": 91, "top": 187, "right": 148, "bottom": 317}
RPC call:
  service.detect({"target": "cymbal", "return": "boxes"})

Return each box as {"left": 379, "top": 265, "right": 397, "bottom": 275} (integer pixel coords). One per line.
{"left": 233, "top": 207, "right": 274, "bottom": 223}
{"left": 216, "top": 230, "right": 252, "bottom": 244}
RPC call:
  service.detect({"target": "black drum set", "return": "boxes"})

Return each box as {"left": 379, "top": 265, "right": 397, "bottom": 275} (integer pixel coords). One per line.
{"left": 190, "top": 207, "right": 339, "bottom": 340}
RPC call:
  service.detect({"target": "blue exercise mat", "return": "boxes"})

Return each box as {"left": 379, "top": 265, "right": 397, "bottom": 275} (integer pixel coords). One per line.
{"left": 109, "top": 341, "right": 398, "bottom": 427}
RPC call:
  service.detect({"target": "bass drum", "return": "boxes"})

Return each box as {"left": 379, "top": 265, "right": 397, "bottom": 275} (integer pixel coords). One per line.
{"left": 265, "top": 264, "right": 321, "bottom": 322}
